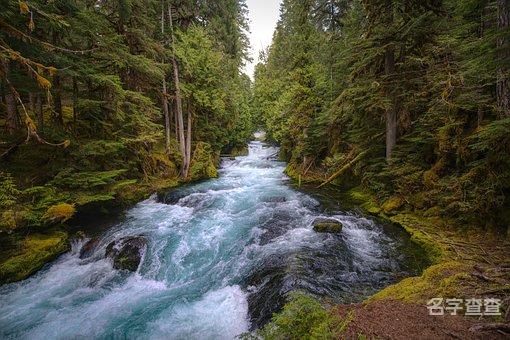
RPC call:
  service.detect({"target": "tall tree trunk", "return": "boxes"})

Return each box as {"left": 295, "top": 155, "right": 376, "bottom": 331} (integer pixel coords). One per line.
{"left": 184, "top": 111, "right": 192, "bottom": 178}
{"left": 29, "top": 92, "right": 36, "bottom": 115}
{"left": 72, "top": 77, "right": 78, "bottom": 130}
{"left": 497, "top": 0, "right": 510, "bottom": 116}
{"left": 53, "top": 72, "right": 63, "bottom": 125}
{"left": 162, "top": 79, "right": 171, "bottom": 152}
{"left": 174, "top": 100, "right": 179, "bottom": 142}
{"left": 2, "top": 61, "right": 18, "bottom": 134}
{"left": 36, "top": 93, "right": 43, "bottom": 132}
{"left": 384, "top": 0, "right": 397, "bottom": 160}
{"left": 161, "top": 0, "right": 171, "bottom": 153}
{"left": 169, "top": 4, "right": 188, "bottom": 178}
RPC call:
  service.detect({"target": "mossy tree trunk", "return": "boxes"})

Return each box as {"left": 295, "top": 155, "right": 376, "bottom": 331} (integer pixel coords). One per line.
{"left": 72, "top": 77, "right": 78, "bottom": 130}
{"left": 384, "top": 0, "right": 397, "bottom": 160}
{"left": 36, "top": 93, "right": 43, "bottom": 133}
{"left": 2, "top": 61, "right": 18, "bottom": 134}
{"left": 169, "top": 4, "right": 189, "bottom": 178}
{"left": 497, "top": 0, "right": 510, "bottom": 116}
{"left": 161, "top": 0, "right": 171, "bottom": 153}
{"left": 53, "top": 72, "right": 63, "bottom": 126}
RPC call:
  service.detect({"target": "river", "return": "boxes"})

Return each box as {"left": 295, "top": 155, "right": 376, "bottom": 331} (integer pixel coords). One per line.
{"left": 0, "top": 141, "right": 425, "bottom": 339}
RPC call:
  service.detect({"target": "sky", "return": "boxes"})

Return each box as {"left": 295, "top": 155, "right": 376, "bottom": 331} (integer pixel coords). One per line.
{"left": 244, "top": 0, "right": 282, "bottom": 79}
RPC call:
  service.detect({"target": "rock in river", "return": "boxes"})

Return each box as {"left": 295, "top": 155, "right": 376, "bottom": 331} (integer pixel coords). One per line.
{"left": 79, "top": 237, "right": 100, "bottom": 259}
{"left": 105, "top": 236, "right": 147, "bottom": 271}
{"left": 313, "top": 218, "right": 343, "bottom": 233}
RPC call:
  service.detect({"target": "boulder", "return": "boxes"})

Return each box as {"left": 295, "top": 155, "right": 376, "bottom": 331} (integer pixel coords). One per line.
{"left": 263, "top": 196, "right": 287, "bottom": 203}
{"left": 312, "top": 218, "right": 343, "bottom": 233}
{"left": 105, "top": 236, "right": 147, "bottom": 271}
{"left": 79, "top": 237, "right": 100, "bottom": 259}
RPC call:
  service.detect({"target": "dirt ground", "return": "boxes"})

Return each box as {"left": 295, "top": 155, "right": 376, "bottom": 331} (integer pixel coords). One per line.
{"left": 335, "top": 300, "right": 509, "bottom": 339}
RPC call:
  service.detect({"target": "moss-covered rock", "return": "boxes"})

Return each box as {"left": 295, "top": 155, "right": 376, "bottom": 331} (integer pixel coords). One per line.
{"left": 43, "top": 203, "right": 76, "bottom": 224}
{"left": 368, "top": 261, "right": 472, "bottom": 303}
{"left": 258, "top": 292, "right": 339, "bottom": 339}
{"left": 105, "top": 236, "right": 147, "bottom": 272}
{"left": 0, "top": 231, "right": 69, "bottom": 284}
{"left": 313, "top": 218, "right": 343, "bottom": 233}
{"left": 229, "top": 145, "right": 249, "bottom": 157}
{"left": 381, "top": 196, "right": 404, "bottom": 214}
{"left": 389, "top": 214, "right": 446, "bottom": 265}
{"left": 189, "top": 142, "right": 218, "bottom": 181}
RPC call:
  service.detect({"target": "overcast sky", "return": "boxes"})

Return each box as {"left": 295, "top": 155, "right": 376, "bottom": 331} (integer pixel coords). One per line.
{"left": 244, "top": 0, "right": 282, "bottom": 79}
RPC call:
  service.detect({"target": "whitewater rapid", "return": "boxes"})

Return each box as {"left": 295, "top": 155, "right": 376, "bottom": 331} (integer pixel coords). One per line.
{"left": 0, "top": 141, "right": 422, "bottom": 339}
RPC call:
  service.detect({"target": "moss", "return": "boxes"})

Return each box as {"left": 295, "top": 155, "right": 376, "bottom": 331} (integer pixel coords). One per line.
{"left": 0, "top": 231, "right": 69, "bottom": 284}
{"left": 258, "top": 292, "right": 338, "bottom": 340}
{"left": 42, "top": 203, "right": 76, "bottom": 224}
{"left": 189, "top": 142, "right": 218, "bottom": 181}
{"left": 381, "top": 196, "right": 404, "bottom": 214}
{"left": 389, "top": 214, "right": 446, "bottom": 265}
{"left": 368, "top": 261, "right": 472, "bottom": 303}
{"left": 229, "top": 145, "right": 249, "bottom": 157}
{"left": 347, "top": 187, "right": 382, "bottom": 215}
{"left": 313, "top": 219, "right": 343, "bottom": 233}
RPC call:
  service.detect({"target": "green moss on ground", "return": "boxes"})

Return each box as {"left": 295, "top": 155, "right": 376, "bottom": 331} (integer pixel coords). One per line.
{"left": 368, "top": 261, "right": 472, "bottom": 303}
{"left": 347, "top": 187, "right": 382, "bottom": 215}
{"left": 0, "top": 231, "right": 69, "bottom": 284}
{"left": 388, "top": 214, "right": 446, "bottom": 265}
{"left": 258, "top": 292, "right": 342, "bottom": 340}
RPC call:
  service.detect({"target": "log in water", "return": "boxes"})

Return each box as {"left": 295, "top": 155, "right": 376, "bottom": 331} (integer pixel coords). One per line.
{"left": 0, "top": 141, "right": 424, "bottom": 339}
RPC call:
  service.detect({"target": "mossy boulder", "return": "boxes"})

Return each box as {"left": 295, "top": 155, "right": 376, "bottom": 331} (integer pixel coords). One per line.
{"left": 313, "top": 218, "right": 343, "bottom": 233}
{"left": 43, "top": 203, "right": 76, "bottom": 224}
{"left": 229, "top": 145, "right": 249, "bottom": 157}
{"left": 381, "top": 196, "right": 404, "bottom": 214}
{"left": 0, "top": 231, "right": 69, "bottom": 284}
{"left": 105, "top": 236, "right": 147, "bottom": 272}
{"left": 189, "top": 142, "right": 218, "bottom": 181}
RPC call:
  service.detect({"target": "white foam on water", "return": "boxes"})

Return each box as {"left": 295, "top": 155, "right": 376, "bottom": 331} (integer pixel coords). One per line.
{"left": 149, "top": 285, "right": 249, "bottom": 340}
{"left": 0, "top": 140, "right": 415, "bottom": 339}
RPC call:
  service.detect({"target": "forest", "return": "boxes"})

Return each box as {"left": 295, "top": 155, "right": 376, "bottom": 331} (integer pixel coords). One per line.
{"left": 1, "top": 0, "right": 509, "bottom": 338}
{"left": 0, "top": 0, "right": 254, "bottom": 282}
{"left": 253, "top": 0, "right": 510, "bottom": 232}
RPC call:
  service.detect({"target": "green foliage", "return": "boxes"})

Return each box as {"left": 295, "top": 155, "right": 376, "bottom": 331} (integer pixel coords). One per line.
{"left": 258, "top": 292, "right": 338, "bottom": 340}
{"left": 189, "top": 142, "right": 218, "bottom": 181}
{"left": 0, "top": 173, "right": 20, "bottom": 209}
{"left": 0, "top": 0, "right": 254, "bottom": 282}
{"left": 254, "top": 0, "right": 510, "bottom": 231}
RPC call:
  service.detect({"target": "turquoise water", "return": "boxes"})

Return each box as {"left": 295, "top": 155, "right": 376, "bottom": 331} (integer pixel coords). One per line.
{"left": 0, "top": 141, "right": 421, "bottom": 339}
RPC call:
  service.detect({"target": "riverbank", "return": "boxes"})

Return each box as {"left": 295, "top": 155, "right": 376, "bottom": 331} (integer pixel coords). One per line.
{"left": 262, "top": 167, "right": 510, "bottom": 338}
{"left": 342, "top": 187, "right": 510, "bottom": 338}
{"left": 0, "top": 141, "right": 223, "bottom": 285}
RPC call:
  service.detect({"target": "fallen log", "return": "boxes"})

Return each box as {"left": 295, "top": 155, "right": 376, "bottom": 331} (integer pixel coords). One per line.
{"left": 469, "top": 323, "right": 510, "bottom": 333}
{"left": 318, "top": 150, "right": 368, "bottom": 188}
